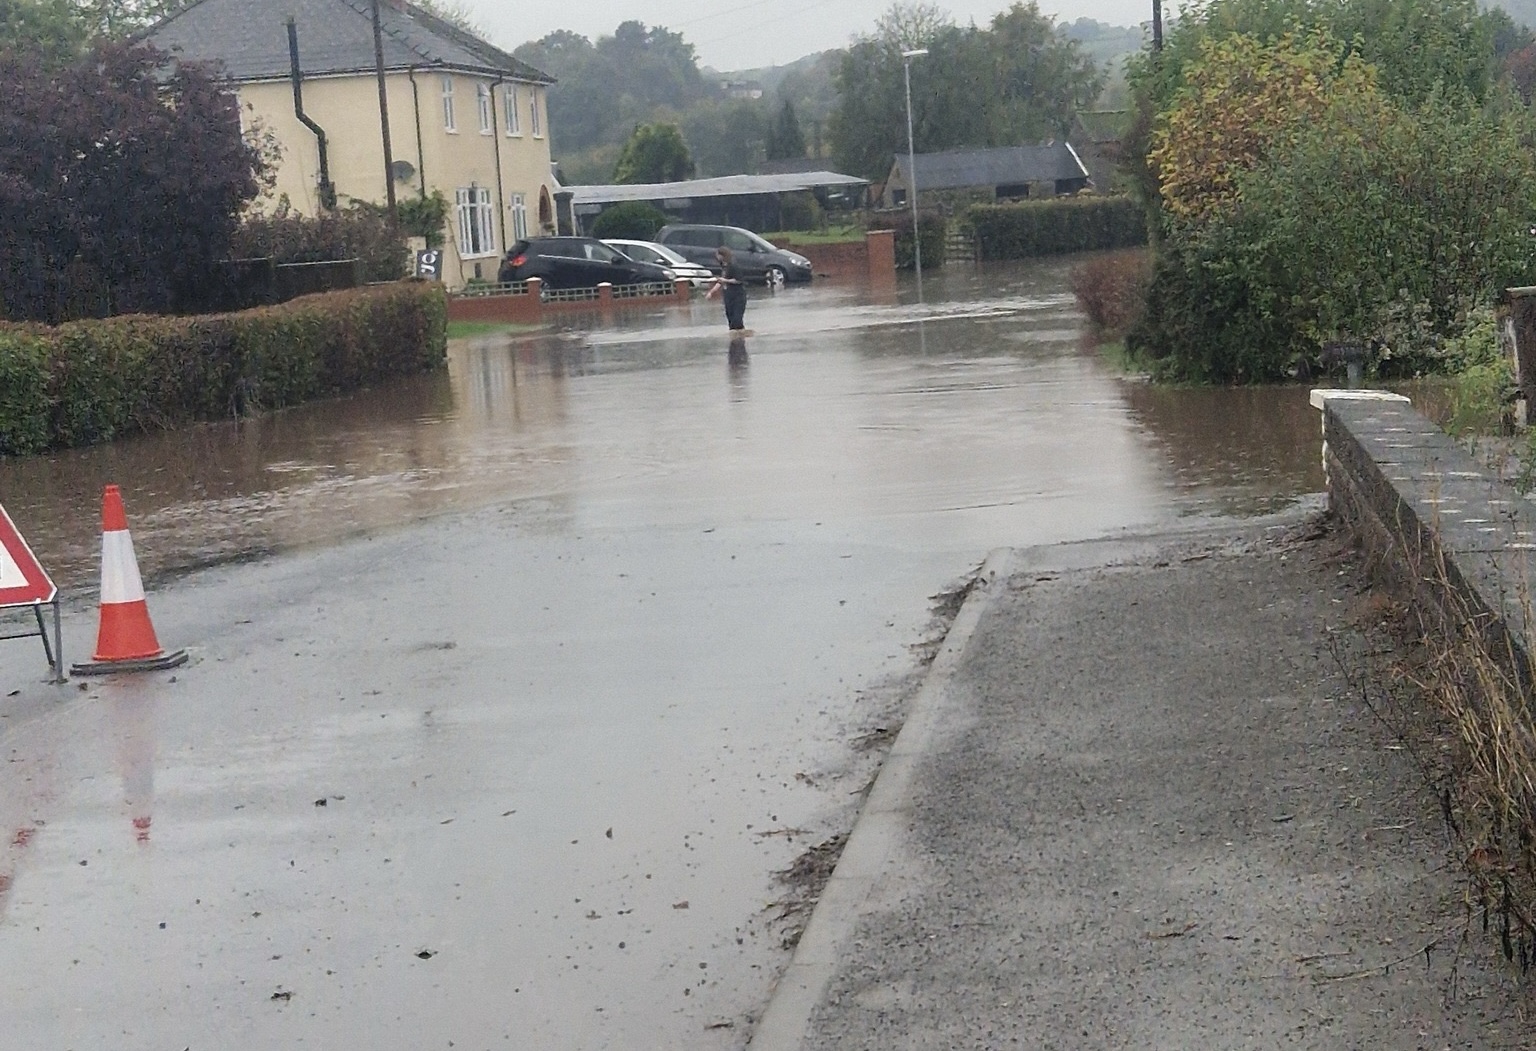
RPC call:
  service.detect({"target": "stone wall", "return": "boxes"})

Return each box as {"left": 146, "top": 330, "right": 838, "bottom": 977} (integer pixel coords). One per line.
{"left": 1316, "top": 389, "right": 1536, "bottom": 679}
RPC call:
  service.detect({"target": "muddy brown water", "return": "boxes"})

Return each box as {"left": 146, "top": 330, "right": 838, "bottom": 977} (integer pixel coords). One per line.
{"left": 1, "top": 259, "right": 1326, "bottom": 597}
{"left": 0, "top": 258, "right": 1357, "bottom": 1050}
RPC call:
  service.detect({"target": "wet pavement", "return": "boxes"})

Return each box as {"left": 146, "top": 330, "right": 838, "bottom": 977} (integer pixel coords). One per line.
{"left": 0, "top": 260, "right": 1329, "bottom": 1049}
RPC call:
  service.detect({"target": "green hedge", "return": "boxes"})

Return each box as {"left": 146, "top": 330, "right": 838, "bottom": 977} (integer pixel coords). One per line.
{"left": 968, "top": 197, "right": 1147, "bottom": 260}
{"left": 870, "top": 211, "right": 946, "bottom": 270}
{"left": 0, "top": 281, "right": 447, "bottom": 455}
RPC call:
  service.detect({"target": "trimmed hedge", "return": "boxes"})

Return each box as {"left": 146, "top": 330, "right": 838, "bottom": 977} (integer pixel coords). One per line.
{"left": 870, "top": 210, "right": 946, "bottom": 270}
{"left": 0, "top": 281, "right": 447, "bottom": 455}
{"left": 968, "top": 197, "right": 1147, "bottom": 260}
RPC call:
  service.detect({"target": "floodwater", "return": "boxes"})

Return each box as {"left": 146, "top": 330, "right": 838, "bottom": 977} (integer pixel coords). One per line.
{"left": 0, "top": 259, "right": 1332, "bottom": 1050}
{"left": 0, "top": 258, "right": 1322, "bottom": 595}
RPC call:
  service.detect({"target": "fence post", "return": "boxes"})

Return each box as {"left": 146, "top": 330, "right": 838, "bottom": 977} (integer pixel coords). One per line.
{"left": 674, "top": 278, "right": 690, "bottom": 300}
{"left": 527, "top": 277, "right": 544, "bottom": 321}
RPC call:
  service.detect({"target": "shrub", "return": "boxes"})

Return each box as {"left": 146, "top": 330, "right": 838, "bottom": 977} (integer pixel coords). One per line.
{"left": 0, "top": 282, "right": 446, "bottom": 456}
{"left": 232, "top": 201, "right": 409, "bottom": 283}
{"left": 969, "top": 196, "right": 1147, "bottom": 259}
{"left": 590, "top": 201, "right": 669, "bottom": 241}
{"left": 870, "top": 210, "right": 945, "bottom": 270}
{"left": 1069, "top": 250, "right": 1152, "bottom": 334}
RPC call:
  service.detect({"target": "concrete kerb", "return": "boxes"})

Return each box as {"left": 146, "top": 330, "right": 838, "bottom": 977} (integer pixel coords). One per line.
{"left": 747, "top": 546, "right": 1015, "bottom": 1051}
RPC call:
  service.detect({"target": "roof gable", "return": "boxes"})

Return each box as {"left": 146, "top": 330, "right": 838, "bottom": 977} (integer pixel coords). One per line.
{"left": 140, "top": 0, "right": 552, "bottom": 83}
{"left": 893, "top": 145, "right": 1088, "bottom": 189}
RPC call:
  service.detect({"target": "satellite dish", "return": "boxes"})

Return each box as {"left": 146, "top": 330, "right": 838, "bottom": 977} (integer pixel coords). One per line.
{"left": 390, "top": 160, "right": 416, "bottom": 183}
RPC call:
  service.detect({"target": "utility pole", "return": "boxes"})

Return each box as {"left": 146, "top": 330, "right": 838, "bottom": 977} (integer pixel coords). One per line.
{"left": 1152, "top": 0, "right": 1164, "bottom": 52}
{"left": 371, "top": 0, "right": 398, "bottom": 222}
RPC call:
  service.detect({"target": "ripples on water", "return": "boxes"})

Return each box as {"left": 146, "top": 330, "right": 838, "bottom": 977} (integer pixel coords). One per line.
{"left": 0, "top": 259, "right": 1330, "bottom": 594}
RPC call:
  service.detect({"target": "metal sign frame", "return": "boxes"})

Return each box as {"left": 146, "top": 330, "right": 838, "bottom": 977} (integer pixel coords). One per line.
{"left": 0, "top": 599, "right": 63, "bottom": 684}
{"left": 0, "top": 503, "right": 64, "bottom": 684}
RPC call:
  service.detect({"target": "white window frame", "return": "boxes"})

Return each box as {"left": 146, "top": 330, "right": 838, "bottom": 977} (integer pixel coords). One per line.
{"left": 455, "top": 186, "right": 496, "bottom": 258}
{"left": 530, "top": 88, "right": 542, "bottom": 138}
{"left": 476, "top": 82, "right": 493, "bottom": 135}
{"left": 510, "top": 193, "right": 528, "bottom": 241}
{"left": 441, "top": 75, "right": 456, "bottom": 132}
{"left": 503, "top": 84, "right": 522, "bottom": 136}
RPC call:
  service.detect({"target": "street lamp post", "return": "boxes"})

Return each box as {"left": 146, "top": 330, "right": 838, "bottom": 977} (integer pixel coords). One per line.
{"left": 902, "top": 48, "right": 928, "bottom": 304}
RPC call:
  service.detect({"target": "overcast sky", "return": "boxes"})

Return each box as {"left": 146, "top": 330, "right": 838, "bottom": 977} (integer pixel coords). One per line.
{"left": 461, "top": 0, "right": 1159, "bottom": 71}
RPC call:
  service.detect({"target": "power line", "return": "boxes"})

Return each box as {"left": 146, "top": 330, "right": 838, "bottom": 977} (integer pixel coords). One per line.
{"left": 690, "top": 0, "right": 831, "bottom": 48}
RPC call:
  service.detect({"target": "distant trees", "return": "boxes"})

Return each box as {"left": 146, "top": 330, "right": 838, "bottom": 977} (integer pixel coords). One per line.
{"left": 766, "top": 100, "right": 807, "bottom": 160}
{"left": 515, "top": 21, "right": 709, "bottom": 175}
{"left": 612, "top": 123, "right": 695, "bottom": 184}
{"left": 828, "top": 1, "right": 1104, "bottom": 178}
{"left": 0, "top": 43, "right": 269, "bottom": 322}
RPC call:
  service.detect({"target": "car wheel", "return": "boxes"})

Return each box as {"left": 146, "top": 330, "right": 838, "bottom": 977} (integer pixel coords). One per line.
{"left": 766, "top": 265, "right": 786, "bottom": 289}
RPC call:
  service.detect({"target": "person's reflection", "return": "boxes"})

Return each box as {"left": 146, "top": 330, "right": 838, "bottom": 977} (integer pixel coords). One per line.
{"left": 727, "top": 334, "right": 749, "bottom": 375}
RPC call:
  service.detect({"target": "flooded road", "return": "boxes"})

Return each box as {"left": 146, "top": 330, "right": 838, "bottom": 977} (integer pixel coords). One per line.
{"left": 0, "top": 260, "right": 1321, "bottom": 594}
{"left": 0, "top": 260, "right": 1327, "bottom": 1050}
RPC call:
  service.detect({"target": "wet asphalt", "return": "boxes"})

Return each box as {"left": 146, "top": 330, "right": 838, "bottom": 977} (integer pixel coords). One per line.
{"left": 0, "top": 262, "right": 1336, "bottom": 1048}
{"left": 752, "top": 519, "right": 1533, "bottom": 1050}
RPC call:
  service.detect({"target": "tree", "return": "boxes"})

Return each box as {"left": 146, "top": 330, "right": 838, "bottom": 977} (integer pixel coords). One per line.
{"left": 612, "top": 123, "right": 695, "bottom": 183}
{"left": 515, "top": 22, "right": 711, "bottom": 157}
{"left": 410, "top": 0, "right": 484, "bottom": 36}
{"left": 829, "top": 2, "right": 1102, "bottom": 178}
{"left": 590, "top": 201, "right": 668, "bottom": 240}
{"left": 0, "top": 43, "right": 268, "bottom": 322}
{"left": 1149, "top": 31, "right": 1381, "bottom": 223}
{"left": 0, "top": 0, "right": 88, "bottom": 64}
{"left": 766, "top": 99, "right": 806, "bottom": 160}
{"left": 682, "top": 99, "right": 768, "bottom": 176}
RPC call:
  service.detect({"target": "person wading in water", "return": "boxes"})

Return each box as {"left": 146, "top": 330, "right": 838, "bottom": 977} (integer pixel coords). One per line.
{"left": 706, "top": 246, "right": 750, "bottom": 335}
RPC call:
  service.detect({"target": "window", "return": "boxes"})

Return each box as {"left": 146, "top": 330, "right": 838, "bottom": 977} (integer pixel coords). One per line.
{"left": 510, "top": 193, "right": 528, "bottom": 240}
{"left": 477, "top": 83, "right": 493, "bottom": 134}
{"left": 441, "top": 75, "right": 456, "bottom": 131}
{"left": 455, "top": 186, "right": 495, "bottom": 257}
{"left": 724, "top": 231, "right": 754, "bottom": 252}
{"left": 530, "top": 89, "right": 542, "bottom": 138}
{"left": 503, "top": 85, "right": 521, "bottom": 135}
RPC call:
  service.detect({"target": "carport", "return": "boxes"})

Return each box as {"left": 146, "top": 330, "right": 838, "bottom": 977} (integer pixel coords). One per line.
{"left": 568, "top": 172, "right": 870, "bottom": 234}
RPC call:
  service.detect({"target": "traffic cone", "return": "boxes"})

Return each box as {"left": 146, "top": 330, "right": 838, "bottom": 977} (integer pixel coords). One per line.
{"left": 70, "top": 486, "right": 187, "bottom": 676}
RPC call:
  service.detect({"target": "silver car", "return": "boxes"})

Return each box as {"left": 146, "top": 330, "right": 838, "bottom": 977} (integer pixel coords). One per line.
{"left": 602, "top": 239, "right": 715, "bottom": 288}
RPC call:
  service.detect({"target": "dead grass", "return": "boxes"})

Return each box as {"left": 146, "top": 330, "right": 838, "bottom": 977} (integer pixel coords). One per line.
{"left": 1338, "top": 522, "right": 1536, "bottom": 974}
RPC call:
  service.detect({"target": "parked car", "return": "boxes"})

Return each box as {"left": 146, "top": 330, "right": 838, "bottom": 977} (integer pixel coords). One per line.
{"left": 655, "top": 224, "right": 814, "bottom": 285}
{"left": 603, "top": 239, "right": 714, "bottom": 287}
{"left": 498, "top": 237, "right": 674, "bottom": 290}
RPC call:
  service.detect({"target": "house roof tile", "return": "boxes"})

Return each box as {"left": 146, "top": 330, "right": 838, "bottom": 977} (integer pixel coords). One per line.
{"left": 140, "top": 0, "right": 552, "bottom": 83}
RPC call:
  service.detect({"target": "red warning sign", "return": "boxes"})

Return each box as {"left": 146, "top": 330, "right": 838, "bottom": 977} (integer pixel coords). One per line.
{"left": 0, "top": 503, "right": 56, "bottom": 607}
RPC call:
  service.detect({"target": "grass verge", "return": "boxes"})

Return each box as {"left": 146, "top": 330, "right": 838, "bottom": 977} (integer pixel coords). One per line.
{"left": 446, "top": 320, "right": 547, "bottom": 340}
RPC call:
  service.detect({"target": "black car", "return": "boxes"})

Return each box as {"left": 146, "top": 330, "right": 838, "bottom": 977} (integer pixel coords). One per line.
{"left": 498, "top": 237, "right": 674, "bottom": 290}
{"left": 655, "top": 224, "right": 814, "bottom": 285}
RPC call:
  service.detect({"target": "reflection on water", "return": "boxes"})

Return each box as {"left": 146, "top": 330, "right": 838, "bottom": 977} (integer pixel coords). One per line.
{"left": 0, "top": 260, "right": 1343, "bottom": 594}
{"left": 1118, "top": 382, "right": 1326, "bottom": 517}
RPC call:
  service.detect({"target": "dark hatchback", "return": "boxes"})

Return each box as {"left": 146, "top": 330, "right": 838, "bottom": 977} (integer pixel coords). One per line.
{"left": 499, "top": 237, "right": 674, "bottom": 289}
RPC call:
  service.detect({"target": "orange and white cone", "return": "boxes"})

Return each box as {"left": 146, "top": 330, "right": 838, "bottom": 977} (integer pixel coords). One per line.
{"left": 70, "top": 486, "right": 187, "bottom": 676}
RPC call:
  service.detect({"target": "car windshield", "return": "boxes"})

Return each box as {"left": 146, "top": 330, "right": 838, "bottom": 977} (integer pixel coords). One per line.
{"left": 643, "top": 243, "right": 689, "bottom": 266}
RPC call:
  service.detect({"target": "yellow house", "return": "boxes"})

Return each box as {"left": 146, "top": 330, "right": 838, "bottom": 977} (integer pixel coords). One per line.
{"left": 143, "top": 0, "right": 558, "bottom": 288}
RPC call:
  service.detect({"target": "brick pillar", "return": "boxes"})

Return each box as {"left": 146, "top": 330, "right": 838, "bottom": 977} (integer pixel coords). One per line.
{"left": 598, "top": 282, "right": 613, "bottom": 308}
{"left": 674, "top": 278, "right": 690, "bottom": 300}
{"left": 866, "top": 229, "right": 896, "bottom": 285}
